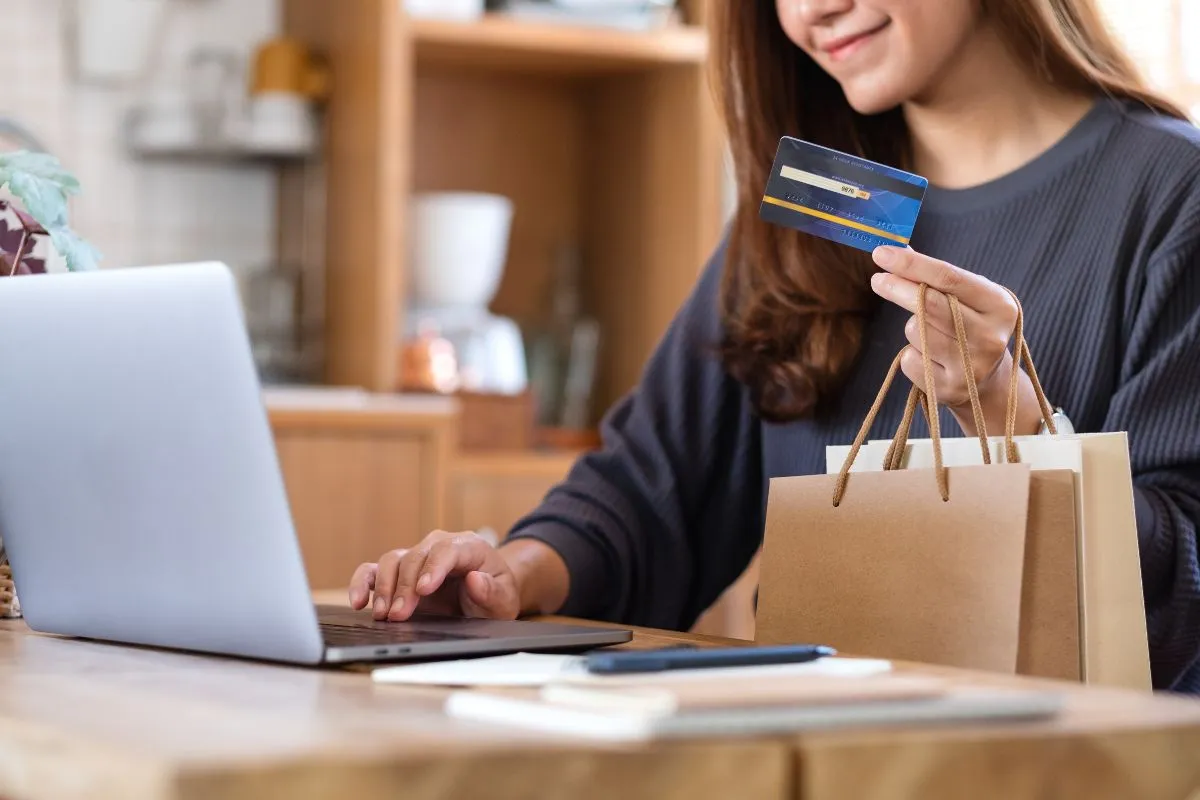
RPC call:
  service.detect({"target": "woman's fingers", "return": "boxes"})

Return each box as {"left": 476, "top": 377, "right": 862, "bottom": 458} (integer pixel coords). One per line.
{"left": 417, "top": 535, "right": 491, "bottom": 597}
{"left": 871, "top": 272, "right": 960, "bottom": 338}
{"left": 873, "top": 247, "right": 1022, "bottom": 418}
{"left": 461, "top": 570, "right": 520, "bottom": 620}
{"left": 900, "top": 345, "right": 951, "bottom": 403}
{"left": 387, "top": 544, "right": 440, "bottom": 621}
{"left": 903, "top": 317, "right": 984, "bottom": 408}
{"left": 348, "top": 562, "right": 379, "bottom": 610}
{"left": 357, "top": 530, "right": 522, "bottom": 622}
{"left": 871, "top": 270, "right": 996, "bottom": 343}
{"left": 371, "top": 547, "right": 412, "bottom": 619}
{"left": 872, "top": 246, "right": 1006, "bottom": 313}
{"left": 421, "top": 534, "right": 520, "bottom": 619}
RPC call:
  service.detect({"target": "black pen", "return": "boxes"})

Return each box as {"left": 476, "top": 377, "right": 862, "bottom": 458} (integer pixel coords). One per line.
{"left": 584, "top": 644, "right": 836, "bottom": 674}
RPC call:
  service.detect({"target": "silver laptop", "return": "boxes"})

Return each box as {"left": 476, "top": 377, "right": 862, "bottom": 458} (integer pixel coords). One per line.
{"left": 0, "top": 262, "right": 630, "bottom": 664}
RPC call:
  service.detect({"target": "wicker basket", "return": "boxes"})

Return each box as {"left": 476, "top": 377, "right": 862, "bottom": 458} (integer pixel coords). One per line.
{"left": 0, "top": 562, "right": 18, "bottom": 619}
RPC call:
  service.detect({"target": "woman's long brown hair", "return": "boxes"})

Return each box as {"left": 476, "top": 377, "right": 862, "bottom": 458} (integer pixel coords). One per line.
{"left": 710, "top": 0, "right": 1186, "bottom": 423}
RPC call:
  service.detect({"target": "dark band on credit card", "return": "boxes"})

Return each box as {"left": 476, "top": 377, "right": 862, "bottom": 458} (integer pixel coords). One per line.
{"left": 759, "top": 137, "right": 929, "bottom": 253}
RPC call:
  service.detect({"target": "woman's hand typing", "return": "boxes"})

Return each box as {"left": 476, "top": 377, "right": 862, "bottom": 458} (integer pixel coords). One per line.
{"left": 348, "top": 533, "right": 569, "bottom": 622}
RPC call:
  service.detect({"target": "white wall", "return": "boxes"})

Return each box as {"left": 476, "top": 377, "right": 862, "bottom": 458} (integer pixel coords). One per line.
{"left": 0, "top": 0, "right": 280, "bottom": 273}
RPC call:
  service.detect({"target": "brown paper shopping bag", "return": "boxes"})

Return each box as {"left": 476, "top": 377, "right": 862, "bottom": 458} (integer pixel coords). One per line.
{"left": 823, "top": 293, "right": 1151, "bottom": 689}
{"left": 756, "top": 289, "right": 1035, "bottom": 673}
{"left": 832, "top": 429, "right": 1083, "bottom": 681}
{"left": 836, "top": 434, "right": 1149, "bottom": 688}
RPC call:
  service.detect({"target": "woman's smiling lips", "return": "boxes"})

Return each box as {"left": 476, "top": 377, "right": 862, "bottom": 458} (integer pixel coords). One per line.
{"left": 817, "top": 20, "right": 891, "bottom": 62}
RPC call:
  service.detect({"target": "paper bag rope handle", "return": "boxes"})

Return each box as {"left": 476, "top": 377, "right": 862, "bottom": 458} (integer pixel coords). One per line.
{"left": 1003, "top": 290, "right": 1059, "bottom": 458}
{"left": 832, "top": 284, "right": 986, "bottom": 505}
{"left": 884, "top": 293, "right": 988, "bottom": 470}
{"left": 885, "top": 289, "right": 1059, "bottom": 465}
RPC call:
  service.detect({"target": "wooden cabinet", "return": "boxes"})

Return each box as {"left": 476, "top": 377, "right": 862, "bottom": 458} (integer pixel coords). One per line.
{"left": 268, "top": 395, "right": 456, "bottom": 590}
{"left": 446, "top": 451, "right": 581, "bottom": 535}
{"left": 448, "top": 448, "right": 759, "bottom": 640}
{"left": 268, "top": 401, "right": 579, "bottom": 589}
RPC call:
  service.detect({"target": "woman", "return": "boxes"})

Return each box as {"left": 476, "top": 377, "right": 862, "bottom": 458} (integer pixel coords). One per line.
{"left": 350, "top": 0, "right": 1200, "bottom": 692}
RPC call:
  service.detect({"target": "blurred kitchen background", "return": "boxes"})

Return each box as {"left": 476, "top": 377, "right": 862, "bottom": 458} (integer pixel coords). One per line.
{"left": 0, "top": 0, "right": 1195, "bottom": 632}
{"left": 1, "top": 0, "right": 1195, "bottom": 398}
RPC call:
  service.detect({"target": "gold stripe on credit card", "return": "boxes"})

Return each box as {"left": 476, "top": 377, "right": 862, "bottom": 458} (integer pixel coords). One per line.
{"left": 761, "top": 195, "right": 911, "bottom": 245}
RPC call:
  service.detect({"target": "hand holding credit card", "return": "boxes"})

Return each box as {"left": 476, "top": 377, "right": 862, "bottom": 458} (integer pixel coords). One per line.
{"left": 755, "top": 136, "right": 1050, "bottom": 441}
{"left": 760, "top": 137, "right": 928, "bottom": 253}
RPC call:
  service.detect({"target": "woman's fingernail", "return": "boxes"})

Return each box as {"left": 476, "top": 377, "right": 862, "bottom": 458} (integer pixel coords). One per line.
{"left": 373, "top": 596, "right": 386, "bottom": 615}
{"left": 873, "top": 246, "right": 896, "bottom": 266}
{"left": 416, "top": 574, "right": 430, "bottom": 592}
{"left": 871, "top": 272, "right": 887, "bottom": 292}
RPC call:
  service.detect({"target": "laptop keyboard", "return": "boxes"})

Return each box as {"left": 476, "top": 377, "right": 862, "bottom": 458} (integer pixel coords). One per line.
{"left": 319, "top": 622, "right": 478, "bottom": 647}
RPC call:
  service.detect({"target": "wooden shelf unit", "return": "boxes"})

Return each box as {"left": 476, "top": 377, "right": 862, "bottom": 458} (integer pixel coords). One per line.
{"left": 411, "top": 15, "right": 708, "bottom": 74}
{"left": 281, "top": 0, "right": 724, "bottom": 426}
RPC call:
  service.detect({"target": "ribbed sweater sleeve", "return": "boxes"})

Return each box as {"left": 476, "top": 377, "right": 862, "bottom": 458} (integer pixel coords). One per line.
{"left": 1109, "top": 172, "right": 1200, "bottom": 689}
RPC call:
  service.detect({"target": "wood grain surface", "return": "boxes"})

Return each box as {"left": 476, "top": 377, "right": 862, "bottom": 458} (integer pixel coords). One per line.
{"left": 1, "top": 593, "right": 1197, "bottom": 800}
{"left": 0, "top": 612, "right": 779, "bottom": 800}
{"left": 791, "top": 661, "right": 1200, "bottom": 800}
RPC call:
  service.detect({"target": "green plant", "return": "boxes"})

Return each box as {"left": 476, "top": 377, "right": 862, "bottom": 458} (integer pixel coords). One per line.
{"left": 0, "top": 150, "right": 100, "bottom": 276}
{"left": 0, "top": 151, "right": 98, "bottom": 615}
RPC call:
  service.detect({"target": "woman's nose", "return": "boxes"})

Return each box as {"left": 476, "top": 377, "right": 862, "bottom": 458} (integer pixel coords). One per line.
{"left": 788, "top": 0, "right": 857, "bottom": 26}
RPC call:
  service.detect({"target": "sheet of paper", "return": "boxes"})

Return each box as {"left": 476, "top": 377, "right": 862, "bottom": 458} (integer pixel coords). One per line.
{"left": 372, "top": 652, "right": 586, "bottom": 687}
{"left": 371, "top": 652, "right": 892, "bottom": 687}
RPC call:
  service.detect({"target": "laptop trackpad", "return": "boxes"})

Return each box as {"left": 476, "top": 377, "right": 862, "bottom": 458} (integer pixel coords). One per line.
{"left": 314, "top": 604, "right": 608, "bottom": 638}
{"left": 316, "top": 604, "right": 532, "bottom": 635}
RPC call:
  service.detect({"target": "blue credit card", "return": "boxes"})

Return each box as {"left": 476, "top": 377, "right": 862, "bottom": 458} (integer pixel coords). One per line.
{"left": 759, "top": 137, "right": 928, "bottom": 253}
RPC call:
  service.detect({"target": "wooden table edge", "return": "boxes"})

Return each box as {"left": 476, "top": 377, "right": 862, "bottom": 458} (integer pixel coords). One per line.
{"left": 6, "top": 596, "right": 1200, "bottom": 800}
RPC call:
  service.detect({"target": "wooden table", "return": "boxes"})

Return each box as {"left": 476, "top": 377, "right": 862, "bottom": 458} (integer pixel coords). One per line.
{"left": 1, "top": 595, "right": 1198, "bottom": 800}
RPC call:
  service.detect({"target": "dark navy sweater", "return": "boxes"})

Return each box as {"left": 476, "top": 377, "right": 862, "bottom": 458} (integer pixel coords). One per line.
{"left": 508, "top": 96, "right": 1200, "bottom": 693}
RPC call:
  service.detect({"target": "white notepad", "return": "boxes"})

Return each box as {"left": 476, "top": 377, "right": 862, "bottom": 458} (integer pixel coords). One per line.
{"left": 371, "top": 652, "right": 894, "bottom": 688}
{"left": 443, "top": 685, "right": 1063, "bottom": 741}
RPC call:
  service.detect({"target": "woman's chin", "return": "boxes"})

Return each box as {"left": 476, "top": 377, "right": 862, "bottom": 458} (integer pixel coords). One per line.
{"left": 839, "top": 79, "right": 909, "bottom": 116}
